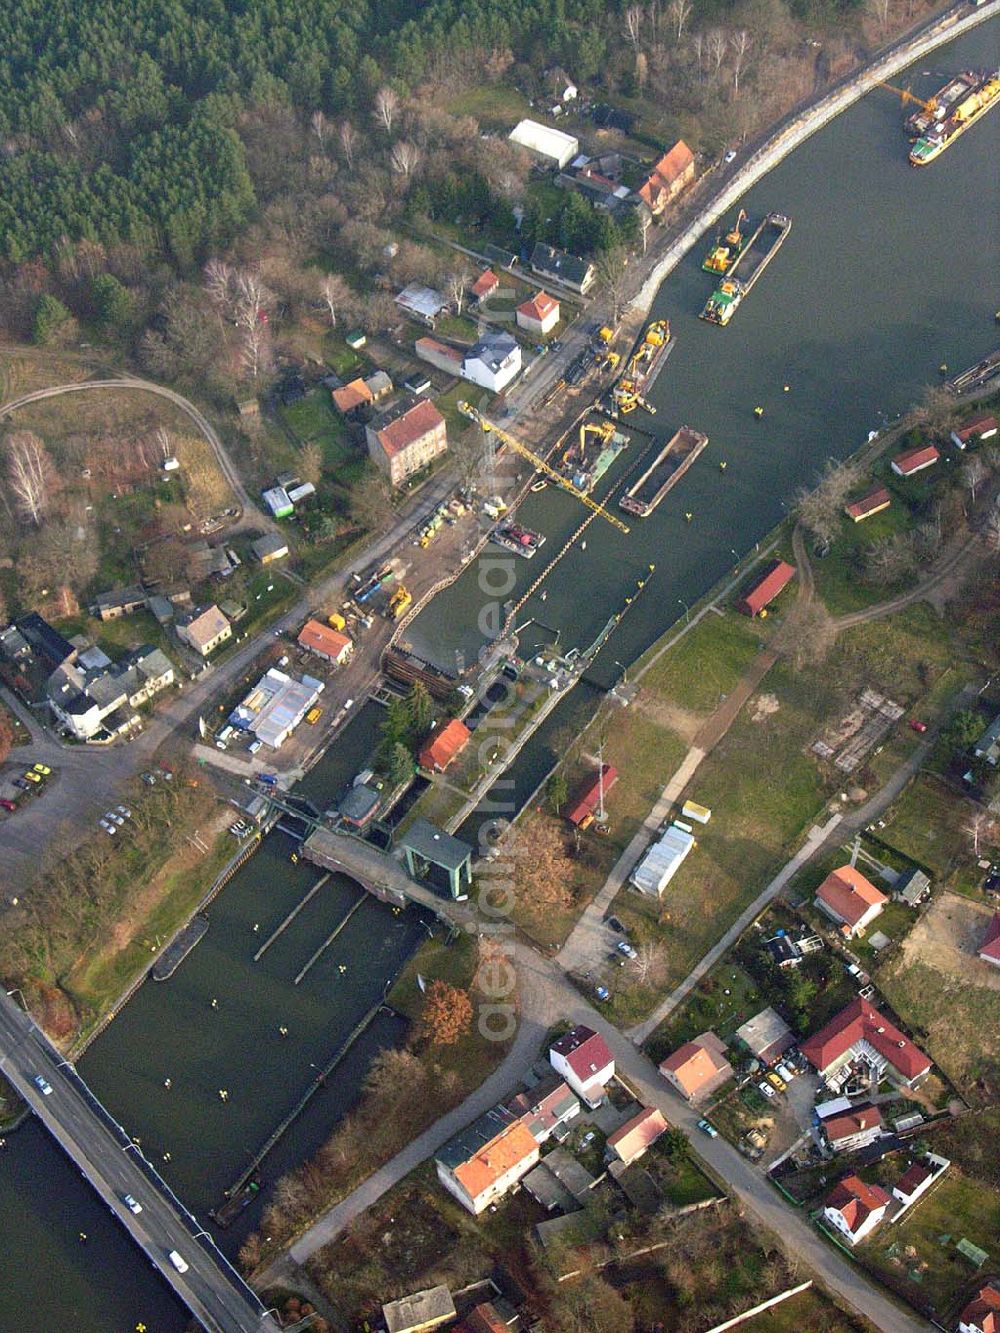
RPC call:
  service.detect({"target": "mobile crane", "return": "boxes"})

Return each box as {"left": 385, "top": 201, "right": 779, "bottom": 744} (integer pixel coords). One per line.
{"left": 457, "top": 402, "right": 631, "bottom": 535}
{"left": 878, "top": 80, "right": 938, "bottom": 114}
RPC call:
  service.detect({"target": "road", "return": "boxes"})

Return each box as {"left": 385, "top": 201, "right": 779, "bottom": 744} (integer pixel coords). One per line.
{"left": 0, "top": 989, "right": 278, "bottom": 1333}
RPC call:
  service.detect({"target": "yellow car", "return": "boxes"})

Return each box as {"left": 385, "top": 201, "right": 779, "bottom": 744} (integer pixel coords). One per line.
{"left": 305, "top": 706, "right": 323, "bottom": 725}
{"left": 24, "top": 771, "right": 42, "bottom": 784}
{"left": 766, "top": 1071, "right": 786, "bottom": 1093}
{"left": 32, "top": 763, "right": 51, "bottom": 776}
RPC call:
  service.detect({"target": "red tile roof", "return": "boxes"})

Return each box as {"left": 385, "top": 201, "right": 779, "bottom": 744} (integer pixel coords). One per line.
{"left": 375, "top": 399, "right": 445, "bottom": 459}
{"left": 638, "top": 140, "right": 694, "bottom": 207}
{"left": 606, "top": 1105, "right": 668, "bottom": 1163}
{"left": 801, "top": 997, "right": 931, "bottom": 1082}
{"left": 551, "top": 1025, "right": 614, "bottom": 1084}
{"left": 297, "top": 619, "right": 352, "bottom": 659}
{"left": 464, "top": 1303, "right": 508, "bottom": 1333}
{"left": 845, "top": 486, "right": 891, "bottom": 522}
{"left": 418, "top": 718, "right": 471, "bottom": 772}
{"left": 816, "top": 865, "right": 888, "bottom": 928}
{"left": 659, "top": 1038, "right": 732, "bottom": 1097}
{"left": 471, "top": 269, "right": 499, "bottom": 299}
{"left": 825, "top": 1174, "right": 890, "bottom": 1234}
{"left": 566, "top": 764, "right": 617, "bottom": 825}
{"left": 453, "top": 1120, "right": 538, "bottom": 1202}
{"left": 820, "top": 1103, "right": 882, "bottom": 1144}
{"left": 737, "top": 559, "right": 795, "bottom": 616}
{"left": 415, "top": 335, "right": 463, "bottom": 364}
{"left": 979, "top": 910, "right": 1000, "bottom": 964}
{"left": 894, "top": 1161, "right": 932, "bottom": 1198}
{"left": 332, "top": 377, "right": 373, "bottom": 413}
{"left": 959, "top": 1282, "right": 1000, "bottom": 1333}
{"left": 518, "top": 291, "right": 560, "bottom": 322}
{"left": 892, "top": 443, "right": 940, "bottom": 475}
{"left": 953, "top": 414, "right": 998, "bottom": 443}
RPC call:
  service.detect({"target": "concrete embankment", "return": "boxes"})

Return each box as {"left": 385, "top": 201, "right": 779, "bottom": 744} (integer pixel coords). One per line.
{"left": 633, "top": 0, "right": 1000, "bottom": 314}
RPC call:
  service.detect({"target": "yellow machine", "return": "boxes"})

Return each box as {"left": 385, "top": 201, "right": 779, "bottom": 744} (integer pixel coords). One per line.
{"left": 457, "top": 402, "right": 630, "bottom": 535}
{"left": 612, "top": 320, "right": 668, "bottom": 412}
{"left": 879, "top": 80, "right": 937, "bottom": 114}
{"left": 598, "top": 326, "right": 614, "bottom": 344}
{"left": 328, "top": 611, "right": 346, "bottom": 631}
{"left": 387, "top": 585, "right": 412, "bottom": 619}
{"left": 603, "top": 350, "right": 620, "bottom": 371}
{"left": 564, "top": 419, "right": 614, "bottom": 468}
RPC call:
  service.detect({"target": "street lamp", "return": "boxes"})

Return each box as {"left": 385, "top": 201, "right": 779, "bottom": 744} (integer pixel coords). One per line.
{"left": 677, "top": 598, "right": 690, "bottom": 624}
{"left": 613, "top": 659, "right": 628, "bottom": 686}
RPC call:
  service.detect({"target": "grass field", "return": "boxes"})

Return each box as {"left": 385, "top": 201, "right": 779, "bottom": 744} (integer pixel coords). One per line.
{"left": 637, "top": 610, "right": 770, "bottom": 716}
{"left": 278, "top": 390, "right": 353, "bottom": 470}
{"left": 446, "top": 83, "right": 531, "bottom": 126}
{"left": 878, "top": 774, "right": 978, "bottom": 880}
{"left": 740, "top": 1285, "right": 874, "bottom": 1331}
{"left": 809, "top": 501, "right": 915, "bottom": 616}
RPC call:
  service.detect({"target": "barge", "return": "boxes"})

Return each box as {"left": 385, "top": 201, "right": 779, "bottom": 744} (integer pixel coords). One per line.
{"left": 151, "top": 915, "right": 208, "bottom": 981}
{"left": 560, "top": 418, "right": 630, "bottom": 493}
{"left": 490, "top": 521, "right": 546, "bottom": 559}
{"left": 619, "top": 427, "right": 708, "bottom": 517}
{"left": 612, "top": 319, "right": 672, "bottom": 415}
{"left": 700, "top": 213, "right": 792, "bottom": 326}
{"left": 908, "top": 70, "right": 1000, "bottom": 164}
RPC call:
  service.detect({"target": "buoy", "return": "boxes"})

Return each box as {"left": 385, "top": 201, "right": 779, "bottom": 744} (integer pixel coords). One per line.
{"left": 581, "top": 541, "right": 587, "bottom": 551}
{"left": 719, "top": 461, "right": 727, "bottom": 471}
{"left": 252, "top": 922, "right": 260, "bottom": 933}
{"left": 540, "top": 590, "right": 548, "bottom": 601}
{"left": 783, "top": 384, "right": 790, "bottom": 392}
{"left": 685, "top": 512, "right": 693, "bottom": 522}
{"left": 753, "top": 406, "right": 764, "bottom": 419}
{"left": 163, "top": 1078, "right": 172, "bottom": 1089}
{"left": 210, "top": 998, "right": 218, "bottom": 1009}
{"left": 939, "top": 363, "right": 948, "bottom": 374}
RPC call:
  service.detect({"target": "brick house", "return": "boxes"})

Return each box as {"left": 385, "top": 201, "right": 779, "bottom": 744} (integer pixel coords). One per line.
{"left": 814, "top": 865, "right": 888, "bottom": 938}
{"left": 366, "top": 398, "right": 448, "bottom": 487}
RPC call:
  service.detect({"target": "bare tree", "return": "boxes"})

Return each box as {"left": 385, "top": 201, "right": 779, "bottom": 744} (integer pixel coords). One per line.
{"left": 446, "top": 267, "right": 472, "bottom": 315}
{"left": 374, "top": 87, "right": 399, "bottom": 135}
{"left": 596, "top": 245, "right": 629, "bottom": 324}
{"left": 310, "top": 110, "right": 328, "bottom": 152}
{"left": 962, "top": 456, "right": 989, "bottom": 506}
{"left": 624, "top": 4, "right": 643, "bottom": 50}
{"left": 730, "top": 30, "right": 752, "bottom": 97}
{"left": 985, "top": 503, "right": 1000, "bottom": 554}
{"left": 692, "top": 31, "right": 705, "bottom": 71}
{"left": 233, "top": 270, "right": 274, "bottom": 381}
{"left": 4, "top": 431, "right": 56, "bottom": 526}
{"left": 389, "top": 139, "right": 422, "bottom": 180}
{"left": 909, "top": 383, "right": 958, "bottom": 441}
{"left": 773, "top": 600, "right": 837, "bottom": 670}
{"left": 338, "top": 120, "right": 358, "bottom": 170}
{"left": 630, "top": 941, "right": 665, "bottom": 984}
{"left": 319, "top": 272, "right": 350, "bottom": 328}
{"left": 203, "top": 258, "right": 234, "bottom": 311}
{"left": 637, "top": 207, "right": 653, "bottom": 255}
{"left": 867, "top": 0, "right": 892, "bottom": 33}
{"left": 794, "top": 458, "right": 861, "bottom": 547}
{"left": 865, "top": 531, "right": 916, "bottom": 585}
{"left": 706, "top": 28, "right": 728, "bottom": 78}
{"left": 668, "top": 0, "right": 692, "bottom": 41}
{"left": 965, "top": 810, "right": 995, "bottom": 859}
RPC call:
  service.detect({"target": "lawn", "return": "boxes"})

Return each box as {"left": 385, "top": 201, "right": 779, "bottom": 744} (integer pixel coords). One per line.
{"left": 278, "top": 390, "right": 353, "bottom": 470}
{"left": 433, "top": 380, "right": 480, "bottom": 434}
{"left": 861, "top": 1174, "right": 1000, "bottom": 1319}
{"left": 878, "top": 774, "right": 976, "bottom": 880}
{"left": 810, "top": 500, "right": 915, "bottom": 616}
{"left": 645, "top": 962, "right": 760, "bottom": 1062}
{"left": 637, "top": 609, "right": 770, "bottom": 717}
{"left": 740, "top": 1285, "right": 874, "bottom": 1331}
{"left": 446, "top": 83, "right": 531, "bottom": 126}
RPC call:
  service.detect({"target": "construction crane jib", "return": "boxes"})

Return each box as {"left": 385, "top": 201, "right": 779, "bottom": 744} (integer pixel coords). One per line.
{"left": 458, "top": 402, "right": 630, "bottom": 536}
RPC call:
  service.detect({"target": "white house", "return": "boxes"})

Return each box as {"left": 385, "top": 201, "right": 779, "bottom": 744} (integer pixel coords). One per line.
{"left": 891, "top": 1153, "right": 949, "bottom": 1218}
{"left": 434, "top": 1109, "right": 539, "bottom": 1215}
{"left": 822, "top": 1174, "right": 890, "bottom": 1245}
{"left": 516, "top": 291, "right": 560, "bottom": 337}
{"left": 549, "top": 1025, "right": 614, "bottom": 1108}
{"left": 463, "top": 332, "right": 522, "bottom": 393}
{"left": 47, "top": 645, "right": 175, "bottom": 741}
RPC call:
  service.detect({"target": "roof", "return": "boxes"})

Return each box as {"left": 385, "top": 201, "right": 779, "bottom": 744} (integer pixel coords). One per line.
{"left": 180, "top": 604, "right": 229, "bottom": 649}
{"left": 894, "top": 1160, "right": 932, "bottom": 1198}
{"left": 373, "top": 398, "right": 445, "bottom": 459}
{"left": 507, "top": 1077, "right": 579, "bottom": 1142}
{"left": 530, "top": 242, "right": 593, "bottom": 290}
{"left": 16, "top": 612, "right": 76, "bottom": 667}
{"left": 382, "top": 1285, "right": 457, "bottom": 1333}
{"left": 954, "top": 413, "right": 998, "bottom": 441}
{"left": 824, "top": 1174, "right": 890, "bottom": 1233}
{"left": 364, "top": 369, "right": 393, "bottom": 397}
{"left": 467, "top": 330, "right": 519, "bottom": 373}
{"left": 508, "top": 119, "right": 579, "bottom": 165}
{"left": 251, "top": 534, "right": 289, "bottom": 560}
{"left": 659, "top": 1034, "right": 732, "bottom": 1097}
{"left": 463, "top": 1302, "right": 508, "bottom": 1333}
{"left": 566, "top": 764, "right": 618, "bottom": 825}
{"left": 96, "top": 585, "right": 145, "bottom": 611}
{"left": 550, "top": 1025, "right": 614, "bottom": 1084}
{"left": 638, "top": 140, "right": 694, "bottom": 206}
{"left": 801, "top": 997, "right": 931, "bottom": 1081}
{"left": 297, "top": 618, "right": 352, "bottom": 659}
{"left": 816, "top": 865, "right": 888, "bottom": 928}
{"left": 606, "top": 1105, "right": 668, "bottom": 1162}
{"left": 735, "top": 1006, "right": 794, "bottom": 1060}
{"left": 451, "top": 1119, "right": 538, "bottom": 1202}
{"left": 394, "top": 283, "right": 448, "bottom": 320}
{"left": 331, "top": 377, "right": 373, "bottom": 413}
{"left": 415, "top": 335, "right": 463, "bottom": 366}
{"left": 979, "top": 911, "right": 1000, "bottom": 963}
{"left": 892, "top": 443, "right": 940, "bottom": 474}
{"left": 518, "top": 291, "right": 560, "bottom": 322}
{"left": 338, "top": 783, "right": 380, "bottom": 823}
{"left": 959, "top": 1282, "right": 1000, "bottom": 1333}
{"left": 894, "top": 866, "right": 931, "bottom": 905}
{"left": 630, "top": 823, "right": 695, "bottom": 894}
{"left": 540, "top": 1145, "right": 595, "bottom": 1200}
{"left": 739, "top": 559, "right": 795, "bottom": 615}
{"left": 820, "top": 1103, "right": 883, "bottom": 1143}
{"left": 401, "top": 817, "right": 473, "bottom": 871}
{"left": 471, "top": 269, "right": 498, "bottom": 298}
{"left": 418, "top": 718, "right": 471, "bottom": 771}
{"left": 845, "top": 486, "right": 891, "bottom": 521}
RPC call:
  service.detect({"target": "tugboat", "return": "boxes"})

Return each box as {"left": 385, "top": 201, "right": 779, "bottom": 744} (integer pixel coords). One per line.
{"left": 490, "top": 521, "right": 547, "bottom": 559}
{"left": 702, "top": 210, "right": 748, "bottom": 274}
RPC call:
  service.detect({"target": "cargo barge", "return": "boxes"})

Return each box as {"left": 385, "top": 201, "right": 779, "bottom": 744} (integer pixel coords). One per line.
{"left": 619, "top": 427, "right": 708, "bottom": 517}
{"left": 908, "top": 70, "right": 1000, "bottom": 164}
{"left": 560, "top": 418, "right": 630, "bottom": 493}
{"left": 151, "top": 915, "right": 208, "bottom": 981}
{"left": 700, "top": 213, "right": 791, "bottom": 326}
{"left": 490, "top": 521, "right": 546, "bottom": 559}
{"left": 612, "top": 319, "right": 672, "bottom": 415}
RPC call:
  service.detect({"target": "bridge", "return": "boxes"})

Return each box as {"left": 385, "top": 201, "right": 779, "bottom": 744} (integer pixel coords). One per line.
{"left": 0, "top": 989, "right": 280, "bottom": 1333}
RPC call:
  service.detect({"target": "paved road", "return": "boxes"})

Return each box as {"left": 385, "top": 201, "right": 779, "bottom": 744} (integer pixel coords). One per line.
{"left": 0, "top": 990, "right": 278, "bottom": 1333}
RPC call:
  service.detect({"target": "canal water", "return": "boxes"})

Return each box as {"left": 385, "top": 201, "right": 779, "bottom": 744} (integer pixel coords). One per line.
{"left": 1, "top": 19, "right": 997, "bottom": 1331}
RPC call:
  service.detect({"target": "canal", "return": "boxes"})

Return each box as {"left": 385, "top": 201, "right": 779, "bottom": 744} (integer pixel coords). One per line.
{"left": 1, "top": 18, "right": 997, "bottom": 1331}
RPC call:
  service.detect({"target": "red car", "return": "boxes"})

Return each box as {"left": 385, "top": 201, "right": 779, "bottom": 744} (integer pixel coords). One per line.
{"left": 0, "top": 798, "right": 17, "bottom": 812}
{"left": 909, "top": 719, "right": 928, "bottom": 734}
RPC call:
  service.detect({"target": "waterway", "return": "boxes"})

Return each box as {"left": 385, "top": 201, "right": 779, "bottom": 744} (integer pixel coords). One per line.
{"left": 1, "top": 18, "right": 998, "bottom": 1331}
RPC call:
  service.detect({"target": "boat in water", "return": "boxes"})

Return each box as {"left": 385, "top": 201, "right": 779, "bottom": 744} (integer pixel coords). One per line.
{"left": 490, "top": 521, "right": 546, "bottom": 559}
{"left": 619, "top": 427, "right": 709, "bottom": 517}
{"left": 612, "top": 320, "right": 672, "bottom": 415}
{"left": 700, "top": 213, "right": 792, "bottom": 326}
{"left": 560, "top": 417, "right": 630, "bottom": 493}
{"left": 908, "top": 70, "right": 1000, "bottom": 164}
{"left": 702, "top": 209, "right": 749, "bottom": 274}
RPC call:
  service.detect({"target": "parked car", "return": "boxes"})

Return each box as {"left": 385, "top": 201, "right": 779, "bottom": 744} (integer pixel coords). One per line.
{"left": 766, "top": 1071, "right": 786, "bottom": 1092}
{"left": 757, "top": 1081, "right": 776, "bottom": 1100}
{"left": 13, "top": 778, "right": 31, "bottom": 791}
{"left": 724, "top": 148, "right": 737, "bottom": 163}
{"left": 116, "top": 805, "right": 132, "bottom": 819}
{"left": 99, "top": 819, "right": 116, "bottom": 835}
{"left": 616, "top": 940, "right": 637, "bottom": 959}
{"left": 24, "top": 771, "right": 42, "bottom": 784}
{"left": 606, "top": 916, "right": 626, "bottom": 932}
{"left": 32, "top": 763, "right": 51, "bottom": 776}
{"left": 909, "top": 719, "right": 928, "bottom": 733}
{"left": 248, "top": 739, "right": 263, "bottom": 755}
{"left": 697, "top": 1119, "right": 719, "bottom": 1138}
{"left": 34, "top": 1075, "right": 53, "bottom": 1096}
{"left": 595, "top": 985, "right": 611, "bottom": 1002}
{"left": 105, "top": 811, "right": 125, "bottom": 826}
{"left": 775, "top": 1062, "right": 796, "bottom": 1083}
{"left": 0, "top": 799, "right": 17, "bottom": 812}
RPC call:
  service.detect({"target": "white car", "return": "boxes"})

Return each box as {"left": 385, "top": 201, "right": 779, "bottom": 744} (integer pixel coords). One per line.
{"left": 34, "top": 1075, "right": 53, "bottom": 1096}
{"left": 116, "top": 805, "right": 132, "bottom": 819}
{"left": 99, "top": 818, "right": 116, "bottom": 835}
{"left": 616, "top": 940, "right": 638, "bottom": 959}
{"left": 724, "top": 149, "right": 737, "bottom": 163}
{"left": 123, "top": 1194, "right": 142, "bottom": 1214}
{"left": 757, "top": 1080, "right": 776, "bottom": 1100}
{"left": 105, "top": 811, "right": 125, "bottom": 826}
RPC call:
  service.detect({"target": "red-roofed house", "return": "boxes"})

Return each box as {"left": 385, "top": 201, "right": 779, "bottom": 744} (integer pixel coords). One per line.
{"left": 801, "top": 997, "right": 932, "bottom": 1089}
{"left": 815, "top": 865, "right": 888, "bottom": 938}
{"left": 366, "top": 398, "right": 448, "bottom": 487}
{"left": 818, "top": 1102, "right": 883, "bottom": 1153}
{"left": 659, "top": 1032, "right": 733, "bottom": 1101}
{"left": 951, "top": 414, "right": 998, "bottom": 449}
{"left": 606, "top": 1105, "right": 668, "bottom": 1165}
{"left": 332, "top": 377, "right": 374, "bottom": 415}
{"left": 471, "top": 269, "right": 499, "bottom": 304}
{"left": 638, "top": 141, "right": 696, "bottom": 216}
{"left": 891, "top": 444, "right": 940, "bottom": 477}
{"left": 736, "top": 560, "right": 795, "bottom": 618}
{"left": 893, "top": 1161, "right": 933, "bottom": 1208}
{"left": 822, "top": 1174, "right": 890, "bottom": 1245}
{"left": 517, "top": 291, "right": 560, "bottom": 336}
{"left": 505, "top": 1077, "right": 580, "bottom": 1144}
{"left": 566, "top": 764, "right": 617, "bottom": 827}
{"left": 978, "top": 911, "right": 1000, "bottom": 968}
{"left": 436, "top": 1116, "right": 540, "bottom": 1215}
{"left": 845, "top": 486, "right": 892, "bottom": 522}
{"left": 959, "top": 1280, "right": 1000, "bottom": 1333}
{"left": 418, "top": 718, "right": 472, "bottom": 773}
{"left": 549, "top": 1025, "right": 614, "bottom": 1107}
{"left": 297, "top": 619, "right": 353, "bottom": 665}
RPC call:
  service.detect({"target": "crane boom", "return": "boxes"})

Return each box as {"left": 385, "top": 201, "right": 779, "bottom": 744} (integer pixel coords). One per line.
{"left": 458, "top": 402, "right": 630, "bottom": 535}
{"left": 878, "top": 80, "right": 937, "bottom": 113}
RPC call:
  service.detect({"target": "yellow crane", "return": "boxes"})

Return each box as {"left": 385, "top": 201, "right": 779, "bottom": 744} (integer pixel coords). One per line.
{"left": 879, "top": 80, "right": 938, "bottom": 114}
{"left": 458, "top": 401, "right": 630, "bottom": 535}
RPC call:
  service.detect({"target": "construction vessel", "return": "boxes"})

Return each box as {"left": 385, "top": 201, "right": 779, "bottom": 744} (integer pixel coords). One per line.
{"left": 702, "top": 209, "right": 749, "bottom": 274}
{"left": 612, "top": 319, "right": 672, "bottom": 415}
{"left": 490, "top": 521, "right": 547, "bottom": 559}
{"left": 619, "top": 427, "right": 709, "bottom": 517}
{"left": 560, "top": 418, "right": 630, "bottom": 493}
{"left": 700, "top": 213, "right": 792, "bottom": 326}
{"left": 907, "top": 70, "right": 1000, "bottom": 164}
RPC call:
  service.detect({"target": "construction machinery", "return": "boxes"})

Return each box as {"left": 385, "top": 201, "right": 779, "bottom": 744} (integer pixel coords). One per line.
{"left": 387, "top": 585, "right": 412, "bottom": 619}
{"left": 879, "top": 79, "right": 938, "bottom": 115}
{"left": 457, "top": 401, "right": 630, "bottom": 535}
{"left": 611, "top": 320, "right": 670, "bottom": 415}
{"left": 702, "top": 209, "right": 748, "bottom": 274}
